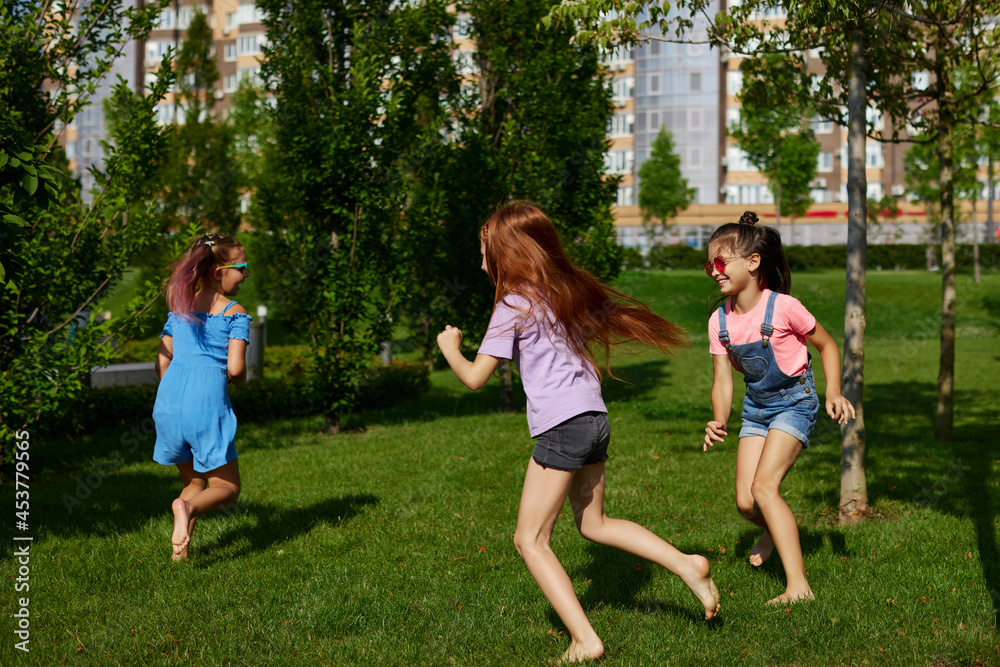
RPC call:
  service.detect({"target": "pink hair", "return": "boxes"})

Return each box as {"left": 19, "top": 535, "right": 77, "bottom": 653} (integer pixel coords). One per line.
{"left": 166, "top": 234, "right": 243, "bottom": 319}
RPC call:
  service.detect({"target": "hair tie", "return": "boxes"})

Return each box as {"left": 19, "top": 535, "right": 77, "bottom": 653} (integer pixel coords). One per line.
{"left": 739, "top": 211, "right": 759, "bottom": 225}
{"left": 204, "top": 241, "right": 215, "bottom": 247}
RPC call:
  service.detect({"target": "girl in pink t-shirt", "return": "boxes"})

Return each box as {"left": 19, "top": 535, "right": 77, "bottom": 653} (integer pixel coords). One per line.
{"left": 703, "top": 211, "right": 855, "bottom": 606}
{"left": 438, "top": 201, "right": 720, "bottom": 663}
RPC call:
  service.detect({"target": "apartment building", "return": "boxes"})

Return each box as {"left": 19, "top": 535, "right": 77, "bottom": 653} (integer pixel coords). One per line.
{"left": 605, "top": 3, "right": 948, "bottom": 249}
{"left": 62, "top": 0, "right": 266, "bottom": 195}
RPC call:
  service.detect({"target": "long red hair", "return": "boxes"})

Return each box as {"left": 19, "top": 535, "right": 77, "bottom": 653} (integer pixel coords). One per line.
{"left": 480, "top": 202, "right": 687, "bottom": 379}
{"left": 166, "top": 233, "right": 244, "bottom": 319}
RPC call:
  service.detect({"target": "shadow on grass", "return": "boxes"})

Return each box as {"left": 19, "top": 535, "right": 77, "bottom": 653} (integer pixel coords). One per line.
{"left": 809, "top": 379, "right": 1000, "bottom": 629}
{"left": 192, "top": 494, "right": 379, "bottom": 568}
{"left": 600, "top": 360, "right": 673, "bottom": 406}
{"left": 543, "top": 541, "right": 721, "bottom": 630}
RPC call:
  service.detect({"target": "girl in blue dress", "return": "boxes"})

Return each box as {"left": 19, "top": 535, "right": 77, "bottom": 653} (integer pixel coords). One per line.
{"left": 153, "top": 234, "right": 252, "bottom": 560}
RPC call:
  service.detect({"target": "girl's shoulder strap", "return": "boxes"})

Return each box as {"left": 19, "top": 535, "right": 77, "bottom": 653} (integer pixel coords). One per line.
{"left": 221, "top": 300, "right": 238, "bottom": 315}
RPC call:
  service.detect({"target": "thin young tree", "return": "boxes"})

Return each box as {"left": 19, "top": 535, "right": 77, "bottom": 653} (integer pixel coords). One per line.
{"left": 638, "top": 126, "right": 695, "bottom": 244}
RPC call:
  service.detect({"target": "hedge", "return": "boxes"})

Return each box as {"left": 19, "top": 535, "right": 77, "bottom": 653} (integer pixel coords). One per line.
{"left": 624, "top": 243, "right": 1000, "bottom": 272}
{"left": 43, "top": 359, "right": 430, "bottom": 441}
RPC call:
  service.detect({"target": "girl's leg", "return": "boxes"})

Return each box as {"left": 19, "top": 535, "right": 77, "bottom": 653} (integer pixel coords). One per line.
{"left": 568, "top": 462, "right": 720, "bottom": 620}
{"left": 513, "top": 459, "right": 603, "bottom": 663}
{"left": 735, "top": 435, "right": 773, "bottom": 566}
{"left": 171, "top": 460, "right": 241, "bottom": 559}
{"left": 749, "top": 430, "right": 812, "bottom": 604}
{"left": 173, "top": 463, "right": 207, "bottom": 560}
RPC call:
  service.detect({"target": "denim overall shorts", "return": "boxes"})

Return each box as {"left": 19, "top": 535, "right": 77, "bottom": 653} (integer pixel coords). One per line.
{"left": 717, "top": 292, "right": 820, "bottom": 447}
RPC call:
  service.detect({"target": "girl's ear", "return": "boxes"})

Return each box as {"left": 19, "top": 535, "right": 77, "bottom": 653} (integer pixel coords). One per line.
{"left": 747, "top": 253, "right": 762, "bottom": 273}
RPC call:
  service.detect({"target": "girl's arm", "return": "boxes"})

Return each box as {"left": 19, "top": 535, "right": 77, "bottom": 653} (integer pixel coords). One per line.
{"left": 805, "top": 321, "right": 856, "bottom": 424}
{"left": 437, "top": 325, "right": 501, "bottom": 391}
{"left": 156, "top": 336, "right": 173, "bottom": 379}
{"left": 227, "top": 338, "right": 248, "bottom": 385}
{"left": 704, "top": 354, "right": 733, "bottom": 451}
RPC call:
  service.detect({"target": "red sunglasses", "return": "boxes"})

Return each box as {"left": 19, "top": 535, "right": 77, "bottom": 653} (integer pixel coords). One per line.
{"left": 703, "top": 255, "right": 745, "bottom": 276}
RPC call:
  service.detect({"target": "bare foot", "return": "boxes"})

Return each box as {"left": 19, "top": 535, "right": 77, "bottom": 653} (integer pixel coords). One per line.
{"left": 171, "top": 498, "right": 191, "bottom": 560}
{"left": 678, "top": 554, "right": 721, "bottom": 620}
{"left": 557, "top": 636, "right": 604, "bottom": 663}
{"left": 748, "top": 530, "right": 774, "bottom": 567}
{"left": 766, "top": 589, "right": 814, "bottom": 606}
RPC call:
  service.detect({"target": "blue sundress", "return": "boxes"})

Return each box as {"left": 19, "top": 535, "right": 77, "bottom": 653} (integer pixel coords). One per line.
{"left": 152, "top": 301, "right": 251, "bottom": 472}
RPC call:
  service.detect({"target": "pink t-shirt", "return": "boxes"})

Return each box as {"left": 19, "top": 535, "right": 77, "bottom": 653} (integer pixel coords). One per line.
{"left": 478, "top": 293, "right": 607, "bottom": 437}
{"left": 707, "top": 289, "right": 817, "bottom": 377}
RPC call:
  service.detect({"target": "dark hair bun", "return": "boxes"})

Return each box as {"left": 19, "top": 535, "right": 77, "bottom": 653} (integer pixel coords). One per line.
{"left": 739, "top": 211, "right": 759, "bottom": 225}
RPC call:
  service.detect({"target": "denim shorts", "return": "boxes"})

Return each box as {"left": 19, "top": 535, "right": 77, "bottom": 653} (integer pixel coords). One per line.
{"left": 739, "top": 379, "right": 820, "bottom": 448}
{"left": 532, "top": 411, "right": 610, "bottom": 471}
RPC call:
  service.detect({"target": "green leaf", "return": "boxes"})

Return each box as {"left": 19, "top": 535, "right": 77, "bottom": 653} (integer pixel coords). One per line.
{"left": 22, "top": 173, "right": 38, "bottom": 195}
{"left": 0, "top": 152, "right": 8, "bottom": 168}
{"left": 3, "top": 214, "right": 27, "bottom": 227}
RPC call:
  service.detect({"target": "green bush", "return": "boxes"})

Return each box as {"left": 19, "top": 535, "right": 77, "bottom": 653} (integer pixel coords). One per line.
{"left": 783, "top": 243, "right": 999, "bottom": 271}
{"left": 646, "top": 244, "right": 703, "bottom": 270}
{"left": 620, "top": 246, "right": 646, "bottom": 271}
{"left": 39, "top": 359, "right": 431, "bottom": 444}
{"left": 263, "top": 344, "right": 311, "bottom": 377}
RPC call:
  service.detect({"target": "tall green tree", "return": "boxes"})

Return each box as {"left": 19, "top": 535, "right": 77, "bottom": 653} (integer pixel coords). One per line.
{"left": 730, "top": 54, "right": 819, "bottom": 242}
{"left": 638, "top": 126, "right": 695, "bottom": 241}
{"left": 400, "top": 0, "right": 622, "bottom": 377}
{"left": 0, "top": 0, "right": 177, "bottom": 460}
{"left": 254, "top": 0, "right": 456, "bottom": 433}
{"left": 160, "top": 10, "right": 241, "bottom": 233}
{"left": 545, "top": 0, "right": 1000, "bottom": 520}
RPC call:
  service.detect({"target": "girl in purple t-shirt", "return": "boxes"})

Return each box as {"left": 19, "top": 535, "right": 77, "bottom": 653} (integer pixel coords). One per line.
{"left": 437, "top": 201, "right": 720, "bottom": 663}
{"left": 703, "top": 211, "right": 855, "bottom": 606}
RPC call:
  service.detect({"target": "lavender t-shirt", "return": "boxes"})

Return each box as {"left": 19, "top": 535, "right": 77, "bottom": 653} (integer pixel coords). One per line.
{"left": 477, "top": 293, "right": 607, "bottom": 437}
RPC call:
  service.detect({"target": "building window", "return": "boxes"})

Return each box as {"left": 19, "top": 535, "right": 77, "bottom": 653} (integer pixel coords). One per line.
{"left": 178, "top": 7, "right": 194, "bottom": 29}
{"left": 690, "top": 71, "right": 702, "bottom": 92}
{"left": 155, "top": 103, "right": 175, "bottom": 126}
{"left": 608, "top": 113, "right": 634, "bottom": 137}
{"left": 156, "top": 9, "right": 175, "bottom": 30}
{"left": 726, "top": 70, "right": 742, "bottom": 95}
{"left": 811, "top": 115, "right": 834, "bottom": 134}
{"left": 238, "top": 66, "right": 263, "bottom": 86}
{"left": 224, "top": 74, "right": 238, "bottom": 93}
{"left": 650, "top": 74, "right": 659, "bottom": 93}
{"left": 454, "top": 50, "right": 476, "bottom": 76}
{"left": 616, "top": 185, "right": 634, "bottom": 207}
{"left": 605, "top": 149, "right": 634, "bottom": 175}
{"left": 238, "top": 2, "right": 265, "bottom": 25}
{"left": 147, "top": 40, "right": 170, "bottom": 63}
{"left": 690, "top": 109, "right": 703, "bottom": 130}
{"left": 238, "top": 33, "right": 265, "bottom": 56}
{"left": 454, "top": 13, "right": 473, "bottom": 39}
{"left": 726, "top": 108, "right": 740, "bottom": 129}
{"left": 689, "top": 147, "right": 701, "bottom": 167}
{"left": 817, "top": 151, "right": 833, "bottom": 173}
{"left": 612, "top": 77, "right": 634, "bottom": 104}
{"left": 866, "top": 143, "right": 884, "bottom": 168}
{"left": 650, "top": 112, "right": 659, "bottom": 131}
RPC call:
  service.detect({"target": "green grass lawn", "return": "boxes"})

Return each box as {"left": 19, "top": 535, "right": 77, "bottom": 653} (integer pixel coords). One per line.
{"left": 4, "top": 270, "right": 1000, "bottom": 666}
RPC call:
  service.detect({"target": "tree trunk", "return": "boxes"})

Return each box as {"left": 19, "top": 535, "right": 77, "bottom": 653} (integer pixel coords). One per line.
{"left": 498, "top": 359, "right": 514, "bottom": 412}
{"left": 935, "top": 100, "right": 957, "bottom": 442}
{"left": 325, "top": 412, "right": 341, "bottom": 435}
{"left": 988, "top": 153, "right": 995, "bottom": 243}
{"left": 839, "top": 23, "right": 869, "bottom": 526}
{"left": 973, "top": 196, "right": 980, "bottom": 283}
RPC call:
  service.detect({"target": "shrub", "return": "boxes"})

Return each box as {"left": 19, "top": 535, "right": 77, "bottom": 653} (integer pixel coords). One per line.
{"left": 646, "top": 244, "right": 703, "bottom": 270}
{"left": 620, "top": 247, "right": 646, "bottom": 271}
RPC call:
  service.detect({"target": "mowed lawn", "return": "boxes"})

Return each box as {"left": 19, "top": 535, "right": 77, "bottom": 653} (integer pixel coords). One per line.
{"left": 3, "top": 269, "right": 999, "bottom": 666}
